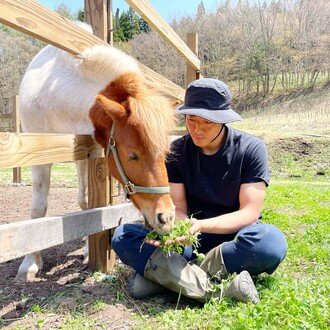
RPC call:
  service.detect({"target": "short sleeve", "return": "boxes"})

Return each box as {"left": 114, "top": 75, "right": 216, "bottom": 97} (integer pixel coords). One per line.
{"left": 241, "top": 139, "right": 270, "bottom": 186}
{"left": 166, "top": 139, "right": 184, "bottom": 183}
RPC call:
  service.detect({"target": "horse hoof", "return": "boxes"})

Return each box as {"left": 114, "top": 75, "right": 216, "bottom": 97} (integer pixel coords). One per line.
{"left": 14, "top": 263, "right": 39, "bottom": 282}
{"left": 15, "top": 253, "right": 43, "bottom": 282}
{"left": 82, "top": 246, "right": 89, "bottom": 264}
{"left": 82, "top": 255, "right": 89, "bottom": 265}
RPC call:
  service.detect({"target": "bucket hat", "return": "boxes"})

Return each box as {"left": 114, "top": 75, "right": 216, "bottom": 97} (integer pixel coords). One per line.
{"left": 176, "top": 78, "right": 242, "bottom": 123}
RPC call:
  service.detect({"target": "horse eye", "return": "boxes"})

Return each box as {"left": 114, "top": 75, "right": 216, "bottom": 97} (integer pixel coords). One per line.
{"left": 129, "top": 152, "right": 139, "bottom": 161}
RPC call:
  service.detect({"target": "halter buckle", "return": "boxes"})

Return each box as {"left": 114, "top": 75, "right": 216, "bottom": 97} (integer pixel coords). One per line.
{"left": 109, "top": 136, "right": 115, "bottom": 147}
{"left": 124, "top": 181, "right": 136, "bottom": 195}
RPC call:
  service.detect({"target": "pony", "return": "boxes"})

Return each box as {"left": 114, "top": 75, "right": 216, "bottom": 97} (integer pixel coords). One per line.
{"left": 17, "top": 34, "right": 177, "bottom": 282}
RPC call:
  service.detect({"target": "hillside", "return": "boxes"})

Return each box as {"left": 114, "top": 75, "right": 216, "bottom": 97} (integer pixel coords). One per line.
{"left": 229, "top": 87, "right": 330, "bottom": 182}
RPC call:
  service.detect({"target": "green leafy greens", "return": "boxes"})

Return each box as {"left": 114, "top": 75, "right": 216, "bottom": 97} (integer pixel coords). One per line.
{"left": 144, "top": 219, "right": 204, "bottom": 260}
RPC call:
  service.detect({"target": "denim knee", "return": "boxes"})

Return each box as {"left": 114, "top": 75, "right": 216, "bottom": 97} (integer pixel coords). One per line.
{"left": 222, "top": 223, "right": 288, "bottom": 276}
{"left": 111, "top": 223, "right": 157, "bottom": 274}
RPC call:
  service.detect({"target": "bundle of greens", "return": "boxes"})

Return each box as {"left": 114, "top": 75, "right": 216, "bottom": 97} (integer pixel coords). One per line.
{"left": 143, "top": 219, "right": 204, "bottom": 260}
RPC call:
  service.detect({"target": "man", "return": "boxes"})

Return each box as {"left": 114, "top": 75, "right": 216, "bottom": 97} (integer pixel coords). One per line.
{"left": 112, "top": 78, "right": 287, "bottom": 304}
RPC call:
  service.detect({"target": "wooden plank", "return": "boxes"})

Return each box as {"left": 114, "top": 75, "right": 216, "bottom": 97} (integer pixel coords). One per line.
{"left": 0, "top": 133, "right": 103, "bottom": 168}
{"left": 187, "top": 32, "right": 200, "bottom": 84}
{"left": 0, "top": 203, "right": 142, "bottom": 263}
{"left": 11, "top": 95, "right": 21, "bottom": 183}
{"left": 0, "top": 0, "right": 102, "bottom": 54}
{"left": 84, "top": 0, "right": 107, "bottom": 41}
{"left": 126, "top": 0, "right": 200, "bottom": 71}
{"left": 88, "top": 157, "right": 113, "bottom": 273}
{"left": 0, "top": 0, "right": 185, "bottom": 100}
{"left": 107, "top": 0, "right": 114, "bottom": 45}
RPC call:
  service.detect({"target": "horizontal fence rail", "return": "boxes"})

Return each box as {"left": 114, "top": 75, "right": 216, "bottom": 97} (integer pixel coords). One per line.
{"left": 0, "top": 132, "right": 103, "bottom": 168}
{"left": 0, "top": 0, "right": 185, "bottom": 100}
{"left": 126, "top": 0, "right": 201, "bottom": 71}
{"left": 0, "top": 203, "right": 142, "bottom": 263}
{"left": 0, "top": 131, "right": 186, "bottom": 169}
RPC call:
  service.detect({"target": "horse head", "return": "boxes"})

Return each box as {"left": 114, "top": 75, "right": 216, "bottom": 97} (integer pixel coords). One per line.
{"left": 89, "top": 72, "right": 178, "bottom": 234}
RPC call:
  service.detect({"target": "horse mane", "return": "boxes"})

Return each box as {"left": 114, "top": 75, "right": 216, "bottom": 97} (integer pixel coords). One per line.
{"left": 101, "top": 72, "right": 177, "bottom": 157}
{"left": 129, "top": 89, "right": 177, "bottom": 156}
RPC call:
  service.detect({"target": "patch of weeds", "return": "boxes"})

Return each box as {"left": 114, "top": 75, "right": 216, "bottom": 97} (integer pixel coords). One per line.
{"left": 115, "top": 291, "right": 125, "bottom": 302}
{"left": 36, "top": 318, "right": 45, "bottom": 329}
{"left": 60, "top": 313, "right": 101, "bottom": 330}
{"left": 40, "top": 290, "right": 70, "bottom": 310}
{"left": 30, "top": 304, "right": 45, "bottom": 313}
{"left": 91, "top": 298, "right": 107, "bottom": 311}
{"left": 92, "top": 271, "right": 103, "bottom": 282}
{"left": 147, "top": 306, "right": 163, "bottom": 316}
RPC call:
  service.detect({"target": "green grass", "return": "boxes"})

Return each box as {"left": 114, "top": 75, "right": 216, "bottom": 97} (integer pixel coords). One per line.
{"left": 0, "top": 163, "right": 79, "bottom": 187}
{"left": 133, "top": 181, "right": 329, "bottom": 330}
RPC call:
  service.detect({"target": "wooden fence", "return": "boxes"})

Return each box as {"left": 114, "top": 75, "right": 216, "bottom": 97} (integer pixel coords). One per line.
{"left": 0, "top": 96, "right": 22, "bottom": 183}
{"left": 0, "top": 0, "right": 196, "bottom": 273}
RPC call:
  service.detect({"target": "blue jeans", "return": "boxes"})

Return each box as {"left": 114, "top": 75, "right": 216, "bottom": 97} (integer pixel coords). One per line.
{"left": 112, "top": 223, "right": 287, "bottom": 276}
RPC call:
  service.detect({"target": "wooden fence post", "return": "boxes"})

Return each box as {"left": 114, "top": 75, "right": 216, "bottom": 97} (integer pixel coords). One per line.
{"left": 84, "top": 0, "right": 108, "bottom": 41}
{"left": 85, "top": 0, "right": 117, "bottom": 273}
{"left": 12, "top": 95, "right": 21, "bottom": 184}
{"left": 107, "top": 0, "right": 113, "bottom": 45}
{"left": 88, "top": 158, "right": 114, "bottom": 272}
{"left": 187, "top": 32, "right": 200, "bottom": 85}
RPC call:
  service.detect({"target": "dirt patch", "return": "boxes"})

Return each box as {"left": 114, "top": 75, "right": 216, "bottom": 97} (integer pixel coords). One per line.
{"left": 0, "top": 238, "right": 140, "bottom": 329}
{"left": 0, "top": 186, "right": 81, "bottom": 224}
{"left": 268, "top": 137, "right": 314, "bottom": 157}
{"left": 266, "top": 137, "right": 329, "bottom": 180}
{"left": 0, "top": 186, "right": 135, "bottom": 328}
{"left": 0, "top": 186, "right": 185, "bottom": 329}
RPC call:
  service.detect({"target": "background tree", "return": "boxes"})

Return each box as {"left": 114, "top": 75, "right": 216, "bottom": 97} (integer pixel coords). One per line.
{"left": 113, "top": 7, "right": 151, "bottom": 43}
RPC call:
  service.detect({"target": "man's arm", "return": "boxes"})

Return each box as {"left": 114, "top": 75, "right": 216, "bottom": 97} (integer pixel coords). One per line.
{"left": 170, "top": 182, "right": 188, "bottom": 219}
{"left": 189, "top": 182, "right": 266, "bottom": 235}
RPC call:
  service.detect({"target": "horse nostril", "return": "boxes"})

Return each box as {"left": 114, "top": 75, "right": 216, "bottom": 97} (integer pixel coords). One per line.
{"left": 157, "top": 213, "right": 166, "bottom": 225}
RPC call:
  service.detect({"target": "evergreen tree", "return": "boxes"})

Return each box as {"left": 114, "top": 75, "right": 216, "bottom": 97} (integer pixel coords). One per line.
{"left": 139, "top": 18, "right": 151, "bottom": 33}
{"left": 113, "top": 7, "right": 150, "bottom": 43}
{"left": 77, "top": 9, "right": 85, "bottom": 22}
{"left": 197, "top": 1, "right": 206, "bottom": 17}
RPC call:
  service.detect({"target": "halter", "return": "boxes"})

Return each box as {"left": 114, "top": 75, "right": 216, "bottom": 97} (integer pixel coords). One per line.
{"left": 106, "top": 123, "right": 170, "bottom": 197}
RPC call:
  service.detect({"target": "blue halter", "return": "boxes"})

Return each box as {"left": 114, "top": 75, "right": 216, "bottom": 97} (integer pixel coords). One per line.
{"left": 106, "top": 123, "right": 170, "bottom": 197}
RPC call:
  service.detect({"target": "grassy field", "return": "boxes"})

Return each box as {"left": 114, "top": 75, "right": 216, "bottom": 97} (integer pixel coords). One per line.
{"left": 132, "top": 181, "right": 329, "bottom": 329}
{"left": 0, "top": 89, "right": 329, "bottom": 329}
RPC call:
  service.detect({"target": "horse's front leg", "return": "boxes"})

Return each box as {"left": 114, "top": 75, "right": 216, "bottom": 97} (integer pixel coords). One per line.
{"left": 15, "top": 164, "right": 52, "bottom": 282}
{"left": 75, "top": 160, "right": 89, "bottom": 261}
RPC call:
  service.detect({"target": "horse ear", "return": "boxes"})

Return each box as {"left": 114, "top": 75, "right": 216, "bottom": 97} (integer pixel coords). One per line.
{"left": 95, "top": 94, "right": 127, "bottom": 120}
{"left": 170, "top": 99, "right": 181, "bottom": 108}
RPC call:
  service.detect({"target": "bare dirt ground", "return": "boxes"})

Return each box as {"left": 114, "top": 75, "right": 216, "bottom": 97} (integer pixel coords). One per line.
{"left": 0, "top": 186, "right": 185, "bottom": 329}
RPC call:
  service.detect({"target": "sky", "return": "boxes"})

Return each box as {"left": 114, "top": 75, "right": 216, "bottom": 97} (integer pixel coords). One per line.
{"left": 38, "top": 0, "right": 219, "bottom": 21}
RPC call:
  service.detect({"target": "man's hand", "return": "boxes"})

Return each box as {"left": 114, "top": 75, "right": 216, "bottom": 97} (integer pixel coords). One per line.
{"left": 145, "top": 218, "right": 201, "bottom": 247}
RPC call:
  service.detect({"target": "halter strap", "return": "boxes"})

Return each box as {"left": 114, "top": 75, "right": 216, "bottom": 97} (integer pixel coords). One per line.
{"left": 106, "top": 123, "right": 170, "bottom": 196}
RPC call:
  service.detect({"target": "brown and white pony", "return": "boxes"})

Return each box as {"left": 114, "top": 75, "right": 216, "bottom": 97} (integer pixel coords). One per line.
{"left": 17, "top": 29, "right": 177, "bottom": 281}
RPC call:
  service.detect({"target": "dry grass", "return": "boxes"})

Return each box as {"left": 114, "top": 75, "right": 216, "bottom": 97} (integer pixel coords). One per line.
{"left": 231, "top": 88, "right": 330, "bottom": 139}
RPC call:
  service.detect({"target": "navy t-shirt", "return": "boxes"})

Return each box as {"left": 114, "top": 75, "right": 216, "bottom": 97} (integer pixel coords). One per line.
{"left": 166, "top": 126, "right": 270, "bottom": 220}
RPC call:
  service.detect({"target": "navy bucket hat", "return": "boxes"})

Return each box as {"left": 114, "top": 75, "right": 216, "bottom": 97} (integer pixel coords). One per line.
{"left": 176, "top": 78, "right": 242, "bottom": 123}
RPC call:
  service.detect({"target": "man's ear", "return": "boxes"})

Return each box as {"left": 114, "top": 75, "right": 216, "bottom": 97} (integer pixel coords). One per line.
{"left": 170, "top": 99, "right": 181, "bottom": 108}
